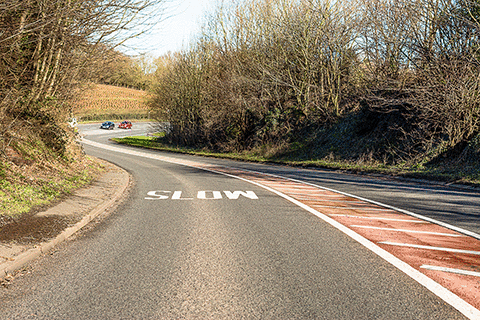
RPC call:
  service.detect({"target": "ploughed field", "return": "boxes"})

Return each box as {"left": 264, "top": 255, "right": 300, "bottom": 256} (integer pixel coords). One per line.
{"left": 71, "top": 84, "right": 149, "bottom": 121}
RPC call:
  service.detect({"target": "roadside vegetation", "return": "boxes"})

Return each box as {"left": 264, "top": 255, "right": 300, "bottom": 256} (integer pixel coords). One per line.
{"left": 0, "top": 145, "right": 102, "bottom": 218}
{"left": 144, "top": 0, "right": 480, "bottom": 185}
{"left": 0, "top": 0, "right": 167, "bottom": 219}
{"left": 113, "top": 134, "right": 479, "bottom": 185}
{"left": 2, "top": 0, "right": 480, "bottom": 224}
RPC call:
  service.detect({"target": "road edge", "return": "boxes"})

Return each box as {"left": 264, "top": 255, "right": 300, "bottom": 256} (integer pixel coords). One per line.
{"left": 82, "top": 138, "right": 480, "bottom": 319}
{"left": 0, "top": 160, "right": 131, "bottom": 281}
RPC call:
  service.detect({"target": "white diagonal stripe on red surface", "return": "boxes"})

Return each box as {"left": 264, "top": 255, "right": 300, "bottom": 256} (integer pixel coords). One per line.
{"left": 420, "top": 265, "right": 480, "bottom": 277}
{"left": 380, "top": 242, "right": 480, "bottom": 255}
{"left": 351, "top": 225, "right": 464, "bottom": 237}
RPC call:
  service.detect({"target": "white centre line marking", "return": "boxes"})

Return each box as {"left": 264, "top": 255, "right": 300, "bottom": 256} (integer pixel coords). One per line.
{"left": 351, "top": 225, "right": 464, "bottom": 237}
{"left": 380, "top": 242, "right": 480, "bottom": 255}
{"left": 81, "top": 138, "right": 480, "bottom": 319}
{"left": 250, "top": 166, "right": 480, "bottom": 241}
{"left": 329, "top": 214, "right": 428, "bottom": 223}
{"left": 420, "top": 265, "right": 480, "bottom": 278}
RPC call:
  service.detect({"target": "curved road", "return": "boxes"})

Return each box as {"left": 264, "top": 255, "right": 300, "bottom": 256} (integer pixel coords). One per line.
{"left": 0, "top": 122, "right": 478, "bottom": 319}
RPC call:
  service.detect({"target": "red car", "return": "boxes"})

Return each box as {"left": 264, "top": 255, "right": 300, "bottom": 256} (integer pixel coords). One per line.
{"left": 118, "top": 120, "right": 132, "bottom": 129}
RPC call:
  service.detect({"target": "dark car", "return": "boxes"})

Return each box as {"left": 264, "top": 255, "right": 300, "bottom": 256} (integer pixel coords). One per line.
{"left": 118, "top": 120, "right": 132, "bottom": 129}
{"left": 100, "top": 121, "right": 115, "bottom": 130}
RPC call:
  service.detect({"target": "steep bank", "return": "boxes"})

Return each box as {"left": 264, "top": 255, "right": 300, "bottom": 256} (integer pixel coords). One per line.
{"left": 0, "top": 119, "right": 102, "bottom": 222}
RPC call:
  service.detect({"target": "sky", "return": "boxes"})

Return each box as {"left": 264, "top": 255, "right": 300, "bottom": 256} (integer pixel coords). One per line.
{"left": 122, "top": 0, "right": 217, "bottom": 57}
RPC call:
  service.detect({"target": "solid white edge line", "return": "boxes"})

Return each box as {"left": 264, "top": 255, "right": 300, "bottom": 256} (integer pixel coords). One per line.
{"left": 379, "top": 242, "right": 480, "bottom": 256}
{"left": 350, "top": 225, "right": 464, "bottom": 237}
{"left": 81, "top": 138, "right": 480, "bottom": 319}
{"left": 220, "top": 165, "right": 480, "bottom": 241}
{"left": 420, "top": 265, "right": 480, "bottom": 278}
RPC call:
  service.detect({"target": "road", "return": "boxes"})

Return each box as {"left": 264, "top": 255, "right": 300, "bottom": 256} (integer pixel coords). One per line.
{"left": 0, "top": 122, "right": 478, "bottom": 319}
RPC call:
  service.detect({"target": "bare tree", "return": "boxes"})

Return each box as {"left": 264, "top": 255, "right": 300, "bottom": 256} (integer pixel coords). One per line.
{"left": 149, "top": 0, "right": 480, "bottom": 164}
{"left": 0, "top": 0, "right": 168, "bottom": 155}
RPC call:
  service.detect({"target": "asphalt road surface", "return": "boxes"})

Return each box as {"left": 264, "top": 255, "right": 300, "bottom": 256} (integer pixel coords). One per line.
{"left": 0, "top": 122, "right": 478, "bottom": 319}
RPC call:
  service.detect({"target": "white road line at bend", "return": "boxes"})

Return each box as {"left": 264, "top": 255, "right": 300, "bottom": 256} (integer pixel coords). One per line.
{"left": 81, "top": 138, "right": 480, "bottom": 319}
{"left": 420, "top": 265, "right": 480, "bottom": 278}
{"left": 329, "top": 214, "right": 428, "bottom": 223}
{"left": 227, "top": 165, "right": 480, "bottom": 241}
{"left": 275, "top": 191, "right": 329, "bottom": 194}
{"left": 380, "top": 242, "right": 480, "bottom": 255}
{"left": 350, "top": 225, "right": 464, "bottom": 237}
{"left": 301, "top": 199, "right": 367, "bottom": 203}
{"left": 311, "top": 205, "right": 389, "bottom": 211}
{"left": 290, "top": 194, "right": 350, "bottom": 198}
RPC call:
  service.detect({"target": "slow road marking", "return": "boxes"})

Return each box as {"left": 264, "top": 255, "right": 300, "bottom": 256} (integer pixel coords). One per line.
{"left": 82, "top": 138, "right": 480, "bottom": 319}
{"left": 145, "top": 190, "right": 258, "bottom": 200}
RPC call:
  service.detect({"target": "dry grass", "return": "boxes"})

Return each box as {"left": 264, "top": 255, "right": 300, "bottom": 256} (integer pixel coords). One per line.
{"left": 71, "top": 84, "right": 150, "bottom": 121}
{"left": 0, "top": 124, "right": 103, "bottom": 219}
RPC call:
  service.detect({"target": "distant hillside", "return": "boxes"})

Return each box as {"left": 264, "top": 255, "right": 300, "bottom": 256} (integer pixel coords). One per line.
{"left": 71, "top": 84, "right": 150, "bottom": 121}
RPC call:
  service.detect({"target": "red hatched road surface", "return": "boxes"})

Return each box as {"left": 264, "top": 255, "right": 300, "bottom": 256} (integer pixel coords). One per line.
{"left": 201, "top": 165, "right": 480, "bottom": 312}
{"left": 82, "top": 139, "right": 480, "bottom": 316}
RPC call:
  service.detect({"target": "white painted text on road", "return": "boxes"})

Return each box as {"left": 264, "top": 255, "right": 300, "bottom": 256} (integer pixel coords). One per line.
{"left": 145, "top": 191, "right": 258, "bottom": 200}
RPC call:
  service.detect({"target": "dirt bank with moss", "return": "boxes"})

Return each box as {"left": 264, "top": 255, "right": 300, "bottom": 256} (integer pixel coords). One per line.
{"left": 0, "top": 124, "right": 103, "bottom": 223}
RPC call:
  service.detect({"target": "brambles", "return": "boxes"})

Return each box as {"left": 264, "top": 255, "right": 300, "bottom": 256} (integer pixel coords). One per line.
{"left": 0, "top": 0, "right": 167, "bottom": 217}
{"left": 149, "top": 0, "right": 480, "bottom": 175}
{"left": 0, "top": 0, "right": 167, "bottom": 153}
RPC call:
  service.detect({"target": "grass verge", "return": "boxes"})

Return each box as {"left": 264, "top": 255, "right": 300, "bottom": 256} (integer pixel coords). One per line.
{"left": 112, "top": 136, "right": 480, "bottom": 187}
{"left": 0, "top": 158, "right": 103, "bottom": 218}
{"left": 0, "top": 129, "right": 104, "bottom": 219}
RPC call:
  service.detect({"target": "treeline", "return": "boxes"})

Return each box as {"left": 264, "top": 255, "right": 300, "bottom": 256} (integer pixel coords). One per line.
{"left": 150, "top": 0, "right": 480, "bottom": 164}
{"left": 0, "top": 0, "right": 164, "bottom": 157}
{"left": 99, "top": 52, "right": 157, "bottom": 91}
